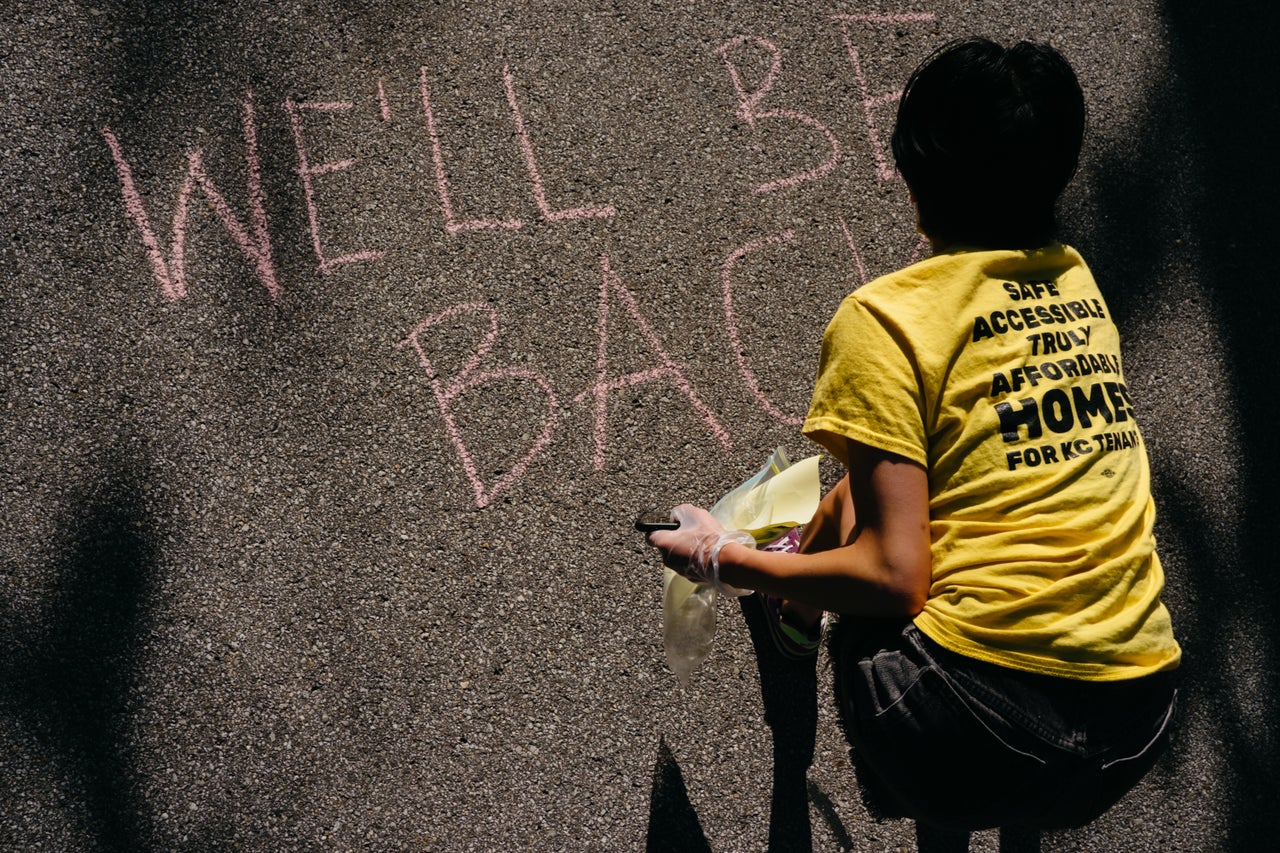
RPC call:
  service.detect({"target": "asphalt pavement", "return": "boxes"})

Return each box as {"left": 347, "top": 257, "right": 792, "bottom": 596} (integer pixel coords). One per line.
{"left": 2, "top": 1, "right": 1278, "bottom": 850}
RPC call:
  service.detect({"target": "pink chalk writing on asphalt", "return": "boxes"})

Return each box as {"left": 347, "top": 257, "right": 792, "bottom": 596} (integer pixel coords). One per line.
{"left": 377, "top": 79, "right": 392, "bottom": 122}
{"left": 837, "top": 216, "right": 871, "bottom": 285}
{"left": 839, "top": 216, "right": 932, "bottom": 285}
{"left": 285, "top": 98, "right": 387, "bottom": 274}
{"left": 714, "top": 35, "right": 842, "bottom": 194}
{"left": 418, "top": 67, "right": 525, "bottom": 234}
{"left": 102, "top": 90, "right": 280, "bottom": 302}
{"left": 502, "top": 65, "right": 617, "bottom": 222}
{"left": 907, "top": 232, "right": 928, "bottom": 264}
{"left": 578, "top": 254, "right": 734, "bottom": 471}
{"left": 398, "top": 302, "right": 560, "bottom": 509}
{"left": 722, "top": 231, "right": 805, "bottom": 425}
{"left": 418, "top": 64, "right": 615, "bottom": 233}
{"left": 833, "top": 12, "right": 937, "bottom": 182}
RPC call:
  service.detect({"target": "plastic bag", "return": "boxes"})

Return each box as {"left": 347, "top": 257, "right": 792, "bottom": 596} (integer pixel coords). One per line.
{"left": 662, "top": 566, "right": 717, "bottom": 689}
{"left": 662, "top": 448, "right": 821, "bottom": 688}
{"left": 711, "top": 449, "right": 822, "bottom": 545}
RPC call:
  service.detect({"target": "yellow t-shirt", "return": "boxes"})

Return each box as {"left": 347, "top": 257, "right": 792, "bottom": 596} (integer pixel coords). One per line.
{"left": 803, "top": 244, "right": 1181, "bottom": 681}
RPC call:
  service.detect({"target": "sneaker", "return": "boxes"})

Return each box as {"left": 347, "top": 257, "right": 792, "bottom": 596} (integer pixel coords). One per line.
{"left": 758, "top": 591, "right": 825, "bottom": 659}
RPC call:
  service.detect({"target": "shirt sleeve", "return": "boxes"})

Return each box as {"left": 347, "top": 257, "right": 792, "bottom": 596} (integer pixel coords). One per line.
{"left": 802, "top": 295, "right": 928, "bottom": 467}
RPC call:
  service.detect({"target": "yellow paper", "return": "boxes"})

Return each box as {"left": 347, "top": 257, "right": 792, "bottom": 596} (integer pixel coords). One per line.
{"left": 716, "top": 454, "right": 822, "bottom": 543}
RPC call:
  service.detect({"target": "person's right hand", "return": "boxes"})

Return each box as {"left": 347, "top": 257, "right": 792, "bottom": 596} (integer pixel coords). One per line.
{"left": 647, "top": 505, "right": 754, "bottom": 594}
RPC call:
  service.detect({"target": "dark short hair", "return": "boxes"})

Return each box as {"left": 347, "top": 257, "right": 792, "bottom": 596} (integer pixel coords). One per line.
{"left": 891, "top": 38, "right": 1085, "bottom": 249}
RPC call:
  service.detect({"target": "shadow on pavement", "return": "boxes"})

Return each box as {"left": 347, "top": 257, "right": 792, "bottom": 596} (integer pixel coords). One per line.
{"left": 644, "top": 595, "right": 856, "bottom": 852}
{"left": 0, "top": 454, "right": 157, "bottom": 852}
{"left": 1073, "top": 1, "right": 1280, "bottom": 845}
{"left": 739, "top": 592, "right": 823, "bottom": 853}
{"left": 646, "top": 735, "right": 713, "bottom": 853}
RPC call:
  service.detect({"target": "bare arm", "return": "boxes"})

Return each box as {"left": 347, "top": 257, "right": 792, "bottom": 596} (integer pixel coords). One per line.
{"left": 797, "top": 472, "right": 856, "bottom": 554}
{"left": 720, "top": 441, "right": 931, "bottom": 617}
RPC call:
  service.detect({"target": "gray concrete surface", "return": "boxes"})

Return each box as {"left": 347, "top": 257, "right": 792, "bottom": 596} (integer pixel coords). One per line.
{"left": 2, "top": 1, "right": 1277, "bottom": 850}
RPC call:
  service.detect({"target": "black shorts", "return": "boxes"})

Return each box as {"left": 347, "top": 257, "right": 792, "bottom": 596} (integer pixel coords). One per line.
{"left": 829, "top": 619, "right": 1178, "bottom": 832}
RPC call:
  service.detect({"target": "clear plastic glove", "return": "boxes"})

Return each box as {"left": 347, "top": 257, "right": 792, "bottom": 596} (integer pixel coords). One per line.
{"left": 647, "top": 504, "right": 754, "bottom": 597}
